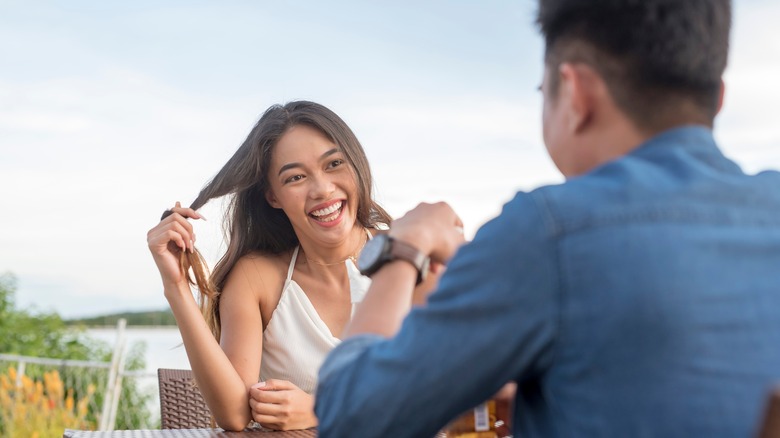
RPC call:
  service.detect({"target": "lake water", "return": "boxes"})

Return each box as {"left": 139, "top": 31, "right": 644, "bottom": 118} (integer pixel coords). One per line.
{"left": 87, "top": 326, "right": 191, "bottom": 372}
{"left": 87, "top": 327, "right": 190, "bottom": 422}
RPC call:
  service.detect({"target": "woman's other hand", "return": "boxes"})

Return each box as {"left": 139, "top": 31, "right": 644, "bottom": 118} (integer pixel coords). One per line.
{"left": 146, "top": 201, "right": 205, "bottom": 289}
{"left": 248, "top": 379, "right": 318, "bottom": 430}
{"left": 411, "top": 261, "right": 446, "bottom": 306}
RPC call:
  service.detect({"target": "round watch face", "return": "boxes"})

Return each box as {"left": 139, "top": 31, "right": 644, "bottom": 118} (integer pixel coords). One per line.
{"left": 357, "top": 234, "right": 388, "bottom": 273}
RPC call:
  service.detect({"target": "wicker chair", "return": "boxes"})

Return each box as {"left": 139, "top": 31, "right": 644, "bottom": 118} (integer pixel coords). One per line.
{"left": 157, "top": 368, "right": 214, "bottom": 429}
{"left": 759, "top": 387, "right": 780, "bottom": 438}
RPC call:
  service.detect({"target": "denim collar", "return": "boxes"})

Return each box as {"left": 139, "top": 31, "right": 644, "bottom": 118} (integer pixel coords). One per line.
{"left": 630, "top": 124, "right": 741, "bottom": 174}
{"left": 635, "top": 125, "right": 716, "bottom": 152}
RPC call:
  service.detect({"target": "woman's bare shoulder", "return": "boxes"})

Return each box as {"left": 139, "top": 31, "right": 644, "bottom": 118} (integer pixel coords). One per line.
{"left": 236, "top": 250, "right": 291, "bottom": 273}
{"left": 222, "top": 250, "right": 293, "bottom": 300}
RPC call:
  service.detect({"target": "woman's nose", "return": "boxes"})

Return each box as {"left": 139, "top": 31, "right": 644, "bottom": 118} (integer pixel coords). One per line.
{"left": 309, "top": 174, "right": 335, "bottom": 199}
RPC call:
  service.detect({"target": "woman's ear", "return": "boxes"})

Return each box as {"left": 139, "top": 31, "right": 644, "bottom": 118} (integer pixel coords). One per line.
{"left": 265, "top": 190, "right": 282, "bottom": 209}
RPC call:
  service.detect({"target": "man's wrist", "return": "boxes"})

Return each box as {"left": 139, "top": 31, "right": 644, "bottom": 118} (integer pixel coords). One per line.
{"left": 387, "top": 228, "right": 431, "bottom": 257}
{"left": 375, "top": 259, "right": 418, "bottom": 285}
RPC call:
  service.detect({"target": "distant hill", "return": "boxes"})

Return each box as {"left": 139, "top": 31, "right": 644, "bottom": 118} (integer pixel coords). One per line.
{"left": 66, "top": 309, "right": 176, "bottom": 327}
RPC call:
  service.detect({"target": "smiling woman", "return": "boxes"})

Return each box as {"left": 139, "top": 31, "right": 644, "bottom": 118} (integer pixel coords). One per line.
{"left": 267, "top": 125, "right": 364, "bottom": 239}
{"left": 145, "top": 101, "right": 394, "bottom": 431}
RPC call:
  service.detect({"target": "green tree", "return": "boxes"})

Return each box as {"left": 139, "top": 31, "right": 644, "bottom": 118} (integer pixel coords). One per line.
{"left": 0, "top": 274, "right": 97, "bottom": 358}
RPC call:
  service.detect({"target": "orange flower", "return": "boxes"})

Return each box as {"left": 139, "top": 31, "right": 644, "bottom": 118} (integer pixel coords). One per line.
{"left": 0, "top": 373, "right": 11, "bottom": 391}
{"left": 65, "top": 390, "right": 74, "bottom": 412}
{"left": 0, "top": 367, "right": 99, "bottom": 436}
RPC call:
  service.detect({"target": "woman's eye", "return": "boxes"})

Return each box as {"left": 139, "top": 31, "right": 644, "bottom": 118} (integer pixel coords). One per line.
{"left": 328, "top": 159, "right": 344, "bottom": 169}
{"left": 284, "top": 174, "right": 304, "bottom": 184}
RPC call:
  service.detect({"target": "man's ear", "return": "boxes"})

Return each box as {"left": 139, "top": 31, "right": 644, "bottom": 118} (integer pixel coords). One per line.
{"left": 558, "top": 63, "right": 596, "bottom": 134}
{"left": 265, "top": 190, "right": 282, "bottom": 209}
{"left": 716, "top": 78, "right": 726, "bottom": 115}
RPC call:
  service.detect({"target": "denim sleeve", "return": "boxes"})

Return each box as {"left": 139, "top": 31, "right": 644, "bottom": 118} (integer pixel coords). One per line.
{"left": 315, "top": 192, "right": 559, "bottom": 438}
{"left": 317, "top": 334, "right": 386, "bottom": 386}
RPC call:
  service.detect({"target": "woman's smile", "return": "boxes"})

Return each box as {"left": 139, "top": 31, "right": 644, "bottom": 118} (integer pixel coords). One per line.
{"left": 309, "top": 200, "right": 346, "bottom": 227}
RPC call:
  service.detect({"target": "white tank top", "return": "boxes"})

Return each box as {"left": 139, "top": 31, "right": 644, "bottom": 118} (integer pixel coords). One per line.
{"left": 259, "top": 242, "right": 373, "bottom": 394}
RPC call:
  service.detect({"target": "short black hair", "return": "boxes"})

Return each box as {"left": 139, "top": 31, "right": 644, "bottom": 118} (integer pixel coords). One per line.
{"left": 537, "top": 0, "right": 731, "bottom": 131}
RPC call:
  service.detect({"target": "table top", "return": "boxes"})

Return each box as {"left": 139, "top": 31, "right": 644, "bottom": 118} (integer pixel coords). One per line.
{"left": 63, "top": 428, "right": 317, "bottom": 438}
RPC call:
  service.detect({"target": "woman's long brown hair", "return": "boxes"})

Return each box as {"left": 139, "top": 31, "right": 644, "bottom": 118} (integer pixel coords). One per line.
{"left": 175, "top": 101, "right": 391, "bottom": 341}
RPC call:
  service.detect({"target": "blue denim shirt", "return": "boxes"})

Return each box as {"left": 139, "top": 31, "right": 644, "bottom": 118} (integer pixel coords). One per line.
{"left": 315, "top": 126, "right": 780, "bottom": 438}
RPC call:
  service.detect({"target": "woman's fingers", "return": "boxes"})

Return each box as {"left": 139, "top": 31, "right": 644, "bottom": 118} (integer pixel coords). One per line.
{"left": 146, "top": 202, "right": 207, "bottom": 287}
{"left": 257, "top": 379, "right": 295, "bottom": 391}
{"left": 170, "top": 219, "right": 194, "bottom": 252}
{"left": 247, "top": 380, "right": 316, "bottom": 430}
{"left": 249, "top": 396, "right": 283, "bottom": 413}
{"left": 147, "top": 226, "right": 183, "bottom": 253}
{"left": 248, "top": 393, "right": 286, "bottom": 429}
{"left": 248, "top": 380, "right": 295, "bottom": 405}
{"left": 251, "top": 414, "right": 282, "bottom": 430}
{"left": 148, "top": 219, "right": 194, "bottom": 253}
{"left": 150, "top": 206, "right": 204, "bottom": 253}
{"left": 250, "top": 388, "right": 288, "bottom": 404}
{"left": 164, "top": 229, "right": 187, "bottom": 253}
{"left": 165, "top": 201, "right": 206, "bottom": 222}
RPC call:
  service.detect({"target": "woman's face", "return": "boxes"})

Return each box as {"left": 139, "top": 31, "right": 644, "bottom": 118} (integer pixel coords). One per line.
{"left": 266, "top": 124, "right": 360, "bottom": 246}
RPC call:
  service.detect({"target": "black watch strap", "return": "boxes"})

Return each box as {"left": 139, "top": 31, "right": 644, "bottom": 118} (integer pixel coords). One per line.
{"left": 358, "top": 235, "right": 430, "bottom": 285}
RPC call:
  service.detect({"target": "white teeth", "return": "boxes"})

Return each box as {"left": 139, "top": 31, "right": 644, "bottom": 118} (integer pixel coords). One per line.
{"left": 311, "top": 201, "right": 342, "bottom": 218}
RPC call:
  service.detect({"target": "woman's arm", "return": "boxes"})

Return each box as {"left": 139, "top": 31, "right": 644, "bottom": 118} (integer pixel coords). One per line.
{"left": 166, "top": 276, "right": 261, "bottom": 430}
{"left": 148, "top": 204, "right": 265, "bottom": 431}
{"left": 190, "top": 258, "right": 276, "bottom": 430}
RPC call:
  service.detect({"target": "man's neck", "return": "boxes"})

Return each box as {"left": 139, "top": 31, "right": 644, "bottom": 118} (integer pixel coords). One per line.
{"left": 567, "top": 115, "right": 713, "bottom": 179}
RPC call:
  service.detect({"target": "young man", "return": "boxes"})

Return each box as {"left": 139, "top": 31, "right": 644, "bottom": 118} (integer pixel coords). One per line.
{"left": 315, "top": 1, "right": 780, "bottom": 436}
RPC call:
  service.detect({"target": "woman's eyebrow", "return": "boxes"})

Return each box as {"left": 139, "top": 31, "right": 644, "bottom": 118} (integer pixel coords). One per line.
{"left": 320, "top": 148, "right": 339, "bottom": 160}
{"left": 277, "top": 148, "right": 340, "bottom": 176}
{"left": 278, "top": 162, "right": 301, "bottom": 176}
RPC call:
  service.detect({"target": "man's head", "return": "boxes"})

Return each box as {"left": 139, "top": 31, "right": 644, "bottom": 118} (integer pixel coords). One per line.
{"left": 536, "top": 0, "right": 731, "bottom": 176}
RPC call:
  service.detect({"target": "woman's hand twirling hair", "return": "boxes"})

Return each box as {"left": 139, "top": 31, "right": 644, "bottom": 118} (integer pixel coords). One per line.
{"left": 166, "top": 101, "right": 391, "bottom": 342}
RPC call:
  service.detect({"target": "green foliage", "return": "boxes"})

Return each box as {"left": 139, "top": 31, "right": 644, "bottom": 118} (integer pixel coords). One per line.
{"left": 0, "top": 272, "right": 153, "bottom": 432}
{"left": 0, "top": 274, "right": 97, "bottom": 358}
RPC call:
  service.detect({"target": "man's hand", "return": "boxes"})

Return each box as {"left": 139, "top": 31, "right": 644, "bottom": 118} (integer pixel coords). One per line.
{"left": 344, "top": 202, "right": 466, "bottom": 338}
{"left": 389, "top": 202, "right": 465, "bottom": 264}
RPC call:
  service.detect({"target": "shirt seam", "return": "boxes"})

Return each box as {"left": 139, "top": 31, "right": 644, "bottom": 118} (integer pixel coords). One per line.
{"left": 530, "top": 190, "right": 564, "bottom": 415}
{"left": 557, "top": 205, "right": 780, "bottom": 235}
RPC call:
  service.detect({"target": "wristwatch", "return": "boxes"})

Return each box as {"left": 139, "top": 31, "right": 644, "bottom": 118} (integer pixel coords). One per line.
{"left": 358, "top": 234, "right": 430, "bottom": 285}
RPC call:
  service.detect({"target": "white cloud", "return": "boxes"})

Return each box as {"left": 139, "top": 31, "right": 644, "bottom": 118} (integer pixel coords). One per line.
{"left": 716, "top": 1, "right": 780, "bottom": 174}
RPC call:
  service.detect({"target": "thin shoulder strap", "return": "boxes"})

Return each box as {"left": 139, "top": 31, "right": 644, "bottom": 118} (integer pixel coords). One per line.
{"left": 286, "top": 246, "right": 299, "bottom": 281}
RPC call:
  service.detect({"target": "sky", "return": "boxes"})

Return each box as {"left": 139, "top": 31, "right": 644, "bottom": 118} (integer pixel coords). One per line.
{"left": 1, "top": 1, "right": 779, "bottom": 318}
